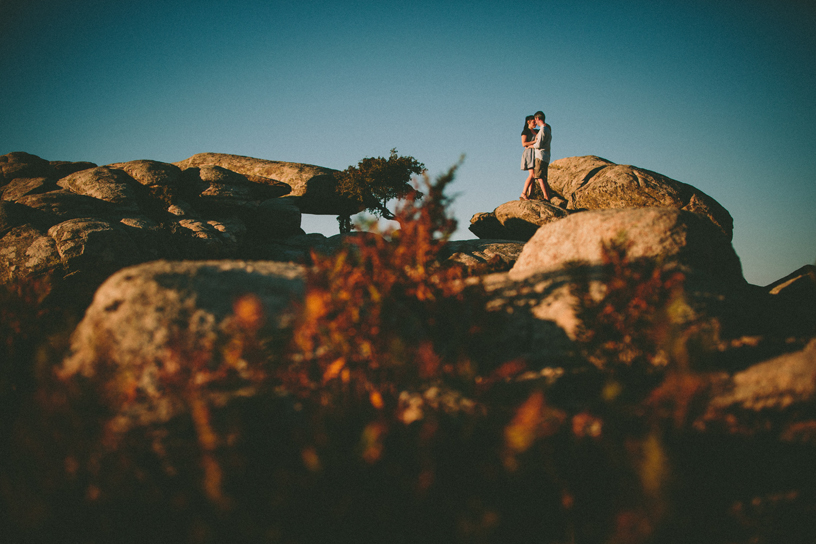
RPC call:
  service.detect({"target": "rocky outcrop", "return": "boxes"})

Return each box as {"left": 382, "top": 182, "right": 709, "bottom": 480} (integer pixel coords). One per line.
{"left": 547, "top": 155, "right": 733, "bottom": 239}
{"left": 0, "top": 152, "right": 95, "bottom": 185}
{"left": 105, "top": 159, "right": 183, "bottom": 187}
{"left": 509, "top": 207, "right": 743, "bottom": 284}
{"left": 56, "top": 167, "right": 141, "bottom": 210}
{"left": 469, "top": 156, "right": 733, "bottom": 242}
{"left": 0, "top": 152, "right": 338, "bottom": 308}
{"left": 174, "top": 152, "right": 360, "bottom": 216}
{"left": 469, "top": 200, "right": 569, "bottom": 241}
{"left": 1, "top": 176, "right": 58, "bottom": 201}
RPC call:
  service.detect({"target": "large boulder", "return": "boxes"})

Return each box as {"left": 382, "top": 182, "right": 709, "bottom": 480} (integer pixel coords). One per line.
{"left": 699, "top": 338, "right": 816, "bottom": 436}
{"left": 180, "top": 165, "right": 289, "bottom": 214}
{"left": 60, "top": 260, "right": 306, "bottom": 429}
{"left": 469, "top": 200, "right": 570, "bottom": 241}
{"left": 106, "top": 159, "right": 182, "bottom": 187}
{"left": 1, "top": 152, "right": 95, "bottom": 187}
{"left": 174, "top": 152, "right": 359, "bottom": 216}
{"left": 509, "top": 207, "right": 743, "bottom": 284}
{"left": 56, "top": 167, "right": 140, "bottom": 211}
{"left": 547, "top": 155, "right": 733, "bottom": 240}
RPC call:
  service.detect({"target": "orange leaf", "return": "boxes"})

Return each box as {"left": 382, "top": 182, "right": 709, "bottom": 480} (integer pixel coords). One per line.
{"left": 369, "top": 390, "right": 385, "bottom": 410}
{"left": 323, "top": 357, "right": 346, "bottom": 382}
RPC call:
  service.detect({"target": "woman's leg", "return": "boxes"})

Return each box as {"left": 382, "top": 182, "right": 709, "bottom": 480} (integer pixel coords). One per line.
{"left": 521, "top": 169, "right": 534, "bottom": 198}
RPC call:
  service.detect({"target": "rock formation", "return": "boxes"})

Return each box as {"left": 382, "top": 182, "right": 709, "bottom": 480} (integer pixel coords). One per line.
{"left": 469, "top": 200, "right": 569, "bottom": 241}
{"left": 470, "top": 155, "right": 733, "bottom": 241}
{"left": 548, "top": 155, "right": 733, "bottom": 238}
{"left": 0, "top": 152, "right": 361, "bottom": 309}
{"left": 509, "top": 207, "right": 743, "bottom": 284}
{"left": 174, "top": 152, "right": 360, "bottom": 215}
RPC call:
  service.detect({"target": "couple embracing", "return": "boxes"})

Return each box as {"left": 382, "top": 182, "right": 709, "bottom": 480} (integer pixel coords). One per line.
{"left": 519, "top": 111, "right": 552, "bottom": 201}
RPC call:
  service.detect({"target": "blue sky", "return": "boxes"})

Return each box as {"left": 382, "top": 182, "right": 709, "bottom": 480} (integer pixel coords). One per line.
{"left": 2, "top": 0, "right": 814, "bottom": 286}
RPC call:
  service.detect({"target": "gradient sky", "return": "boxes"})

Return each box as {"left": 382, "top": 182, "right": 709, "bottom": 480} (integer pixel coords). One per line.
{"left": 2, "top": 0, "right": 814, "bottom": 286}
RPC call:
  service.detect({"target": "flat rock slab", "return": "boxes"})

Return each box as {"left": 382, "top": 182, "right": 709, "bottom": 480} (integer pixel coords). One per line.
{"left": 175, "top": 153, "right": 356, "bottom": 215}
{"left": 106, "top": 160, "right": 183, "bottom": 187}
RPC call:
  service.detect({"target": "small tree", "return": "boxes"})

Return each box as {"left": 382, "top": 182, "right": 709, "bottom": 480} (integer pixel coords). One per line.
{"left": 335, "top": 149, "right": 425, "bottom": 233}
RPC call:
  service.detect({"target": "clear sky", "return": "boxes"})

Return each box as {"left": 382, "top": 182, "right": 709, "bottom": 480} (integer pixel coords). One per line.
{"left": 2, "top": 0, "right": 814, "bottom": 286}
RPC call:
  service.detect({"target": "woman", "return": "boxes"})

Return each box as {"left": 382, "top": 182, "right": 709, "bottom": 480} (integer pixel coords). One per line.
{"left": 519, "top": 115, "right": 538, "bottom": 200}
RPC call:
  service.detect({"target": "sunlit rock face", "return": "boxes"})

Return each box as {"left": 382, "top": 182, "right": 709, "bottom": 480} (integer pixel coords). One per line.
{"left": 469, "top": 200, "right": 569, "bottom": 241}
{"left": 547, "top": 155, "right": 733, "bottom": 240}
{"left": 174, "top": 152, "right": 361, "bottom": 216}
{"left": 470, "top": 155, "right": 733, "bottom": 242}
{"left": 0, "top": 152, "right": 331, "bottom": 307}
{"left": 509, "top": 207, "right": 743, "bottom": 284}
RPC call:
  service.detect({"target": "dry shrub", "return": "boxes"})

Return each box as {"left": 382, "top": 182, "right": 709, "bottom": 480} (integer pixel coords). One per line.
{"left": 284, "top": 162, "right": 506, "bottom": 406}
{"left": 571, "top": 237, "right": 688, "bottom": 373}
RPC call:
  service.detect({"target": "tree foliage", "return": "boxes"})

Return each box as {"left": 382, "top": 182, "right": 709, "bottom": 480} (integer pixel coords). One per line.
{"left": 335, "top": 149, "right": 425, "bottom": 231}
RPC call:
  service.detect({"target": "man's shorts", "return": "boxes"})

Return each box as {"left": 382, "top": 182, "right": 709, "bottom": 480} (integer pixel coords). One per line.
{"left": 534, "top": 159, "right": 549, "bottom": 180}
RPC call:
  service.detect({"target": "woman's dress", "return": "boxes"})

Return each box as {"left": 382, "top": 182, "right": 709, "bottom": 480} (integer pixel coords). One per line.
{"left": 521, "top": 128, "right": 537, "bottom": 170}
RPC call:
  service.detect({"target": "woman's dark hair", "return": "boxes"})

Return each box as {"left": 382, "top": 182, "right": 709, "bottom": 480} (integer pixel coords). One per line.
{"left": 522, "top": 115, "right": 536, "bottom": 137}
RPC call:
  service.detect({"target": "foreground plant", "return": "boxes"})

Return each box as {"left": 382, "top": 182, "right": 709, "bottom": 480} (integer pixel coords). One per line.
{"left": 286, "top": 160, "right": 502, "bottom": 410}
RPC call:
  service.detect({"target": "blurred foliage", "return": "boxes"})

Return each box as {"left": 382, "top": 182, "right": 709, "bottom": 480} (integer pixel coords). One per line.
{"left": 572, "top": 237, "right": 687, "bottom": 370}
{"left": 287, "top": 161, "right": 505, "bottom": 403}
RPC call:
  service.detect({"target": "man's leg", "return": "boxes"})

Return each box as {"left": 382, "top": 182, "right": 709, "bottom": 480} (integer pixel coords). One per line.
{"left": 534, "top": 160, "right": 551, "bottom": 200}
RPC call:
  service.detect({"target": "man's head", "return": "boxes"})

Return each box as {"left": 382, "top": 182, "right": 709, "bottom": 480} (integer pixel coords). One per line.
{"left": 534, "top": 111, "right": 546, "bottom": 125}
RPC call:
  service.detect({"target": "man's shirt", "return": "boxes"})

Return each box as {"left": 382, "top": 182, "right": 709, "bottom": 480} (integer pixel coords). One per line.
{"left": 533, "top": 124, "right": 552, "bottom": 163}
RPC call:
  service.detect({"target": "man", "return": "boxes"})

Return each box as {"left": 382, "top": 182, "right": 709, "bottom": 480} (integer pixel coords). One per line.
{"left": 532, "top": 111, "right": 552, "bottom": 201}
